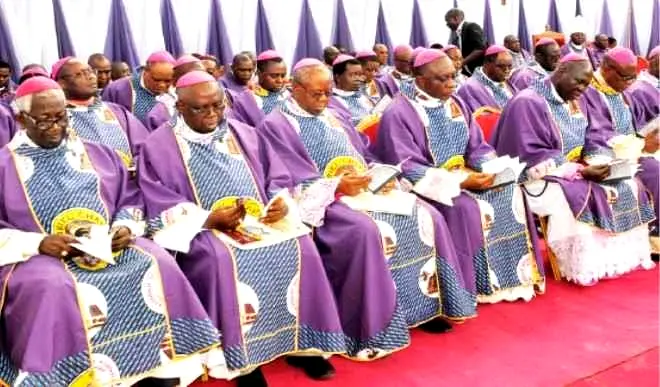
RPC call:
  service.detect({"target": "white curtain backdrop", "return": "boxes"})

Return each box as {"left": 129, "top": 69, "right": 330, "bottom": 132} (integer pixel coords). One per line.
{"left": 0, "top": 0, "right": 656, "bottom": 71}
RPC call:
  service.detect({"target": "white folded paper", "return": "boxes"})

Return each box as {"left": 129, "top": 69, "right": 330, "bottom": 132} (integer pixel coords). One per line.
{"left": 608, "top": 134, "right": 644, "bottom": 161}
{"left": 153, "top": 207, "right": 210, "bottom": 253}
{"left": 480, "top": 155, "right": 526, "bottom": 188}
{"left": 413, "top": 168, "right": 468, "bottom": 206}
{"left": 340, "top": 190, "right": 417, "bottom": 216}
{"left": 215, "top": 215, "right": 310, "bottom": 250}
{"left": 69, "top": 224, "right": 116, "bottom": 264}
{"left": 297, "top": 178, "right": 340, "bottom": 226}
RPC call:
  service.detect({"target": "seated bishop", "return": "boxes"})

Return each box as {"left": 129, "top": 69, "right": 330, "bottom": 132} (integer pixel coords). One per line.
{"left": 231, "top": 50, "right": 290, "bottom": 127}
{"left": 137, "top": 71, "right": 350, "bottom": 387}
{"left": 493, "top": 54, "right": 655, "bottom": 285}
{"left": 456, "top": 45, "right": 518, "bottom": 115}
{"left": 508, "top": 38, "right": 561, "bottom": 91}
{"left": 373, "top": 45, "right": 414, "bottom": 97}
{"left": 258, "top": 58, "right": 480, "bottom": 334}
{"left": 330, "top": 55, "right": 380, "bottom": 129}
{"left": 102, "top": 51, "right": 176, "bottom": 126}
{"left": 374, "top": 49, "right": 545, "bottom": 303}
{"left": 0, "top": 78, "right": 220, "bottom": 387}
{"left": 52, "top": 57, "right": 148, "bottom": 172}
{"left": 582, "top": 47, "right": 660, "bottom": 258}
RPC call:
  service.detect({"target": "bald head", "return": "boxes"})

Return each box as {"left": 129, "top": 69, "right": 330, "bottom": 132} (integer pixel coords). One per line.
{"left": 373, "top": 43, "right": 389, "bottom": 65}
{"left": 291, "top": 64, "right": 332, "bottom": 115}
{"left": 323, "top": 46, "right": 340, "bottom": 66}
{"left": 503, "top": 35, "right": 521, "bottom": 53}
{"left": 176, "top": 81, "right": 225, "bottom": 133}
{"left": 393, "top": 46, "right": 413, "bottom": 74}
{"left": 416, "top": 56, "right": 457, "bottom": 100}
{"left": 551, "top": 59, "right": 593, "bottom": 101}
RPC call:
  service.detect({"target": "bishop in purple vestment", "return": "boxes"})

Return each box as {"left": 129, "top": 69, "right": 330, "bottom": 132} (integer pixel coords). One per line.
{"left": 494, "top": 55, "right": 655, "bottom": 285}
{"left": 504, "top": 35, "right": 532, "bottom": 70}
{"left": 138, "top": 72, "right": 347, "bottom": 386}
{"left": 590, "top": 34, "right": 610, "bottom": 69}
{"left": 259, "top": 59, "right": 479, "bottom": 333}
{"left": 375, "top": 49, "right": 544, "bottom": 302}
{"left": 456, "top": 45, "right": 518, "bottom": 115}
{"left": 0, "top": 78, "right": 220, "bottom": 387}
{"left": 509, "top": 38, "right": 561, "bottom": 91}
{"left": 560, "top": 17, "right": 597, "bottom": 70}
{"left": 0, "top": 102, "right": 16, "bottom": 148}
{"left": 374, "top": 45, "right": 413, "bottom": 97}
{"left": 102, "top": 51, "right": 177, "bottom": 126}
{"left": 330, "top": 55, "right": 378, "bottom": 128}
{"left": 582, "top": 48, "right": 660, "bottom": 256}
{"left": 220, "top": 52, "right": 255, "bottom": 105}
{"left": 231, "top": 50, "right": 290, "bottom": 127}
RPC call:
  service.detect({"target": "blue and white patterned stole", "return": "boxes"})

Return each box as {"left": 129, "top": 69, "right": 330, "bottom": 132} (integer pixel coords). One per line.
{"left": 130, "top": 73, "right": 159, "bottom": 123}
{"left": 473, "top": 68, "right": 512, "bottom": 108}
{"left": 254, "top": 87, "right": 288, "bottom": 115}
{"left": 333, "top": 91, "right": 374, "bottom": 127}
{"left": 422, "top": 103, "right": 470, "bottom": 169}
{"left": 68, "top": 99, "right": 133, "bottom": 167}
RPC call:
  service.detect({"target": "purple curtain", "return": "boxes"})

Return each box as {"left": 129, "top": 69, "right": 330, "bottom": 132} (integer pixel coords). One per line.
{"left": 333, "top": 0, "right": 354, "bottom": 53}
{"left": 206, "top": 0, "right": 233, "bottom": 65}
{"left": 624, "top": 0, "right": 640, "bottom": 54}
{"left": 453, "top": 0, "right": 459, "bottom": 8}
{"left": 575, "top": 0, "right": 582, "bottom": 16}
{"left": 546, "top": 0, "right": 562, "bottom": 32}
{"left": 104, "top": 0, "right": 140, "bottom": 69}
{"left": 599, "top": 0, "right": 613, "bottom": 36}
{"left": 518, "top": 0, "right": 531, "bottom": 53}
{"left": 255, "top": 0, "right": 275, "bottom": 53}
{"left": 0, "top": 3, "right": 19, "bottom": 82}
{"left": 52, "top": 0, "right": 76, "bottom": 57}
{"left": 482, "top": 0, "right": 495, "bottom": 45}
{"left": 374, "top": 1, "right": 393, "bottom": 64}
{"left": 648, "top": 0, "right": 660, "bottom": 56}
{"left": 292, "top": 0, "right": 323, "bottom": 65}
{"left": 161, "top": 0, "right": 184, "bottom": 57}
{"left": 409, "top": 0, "right": 428, "bottom": 48}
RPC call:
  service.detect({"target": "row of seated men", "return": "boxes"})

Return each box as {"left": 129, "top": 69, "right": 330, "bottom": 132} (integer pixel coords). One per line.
{"left": 0, "top": 40, "right": 656, "bottom": 387}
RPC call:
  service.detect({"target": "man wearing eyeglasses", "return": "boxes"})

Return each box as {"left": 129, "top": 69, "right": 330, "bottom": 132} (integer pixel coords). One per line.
{"left": 53, "top": 57, "right": 148, "bottom": 174}
{"left": 374, "top": 49, "right": 544, "bottom": 304}
{"left": 583, "top": 47, "right": 660, "bottom": 260}
{"left": 456, "top": 45, "right": 518, "bottom": 116}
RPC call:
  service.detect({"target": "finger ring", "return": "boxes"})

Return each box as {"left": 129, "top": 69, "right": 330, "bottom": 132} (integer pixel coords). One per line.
{"left": 60, "top": 250, "right": 68, "bottom": 257}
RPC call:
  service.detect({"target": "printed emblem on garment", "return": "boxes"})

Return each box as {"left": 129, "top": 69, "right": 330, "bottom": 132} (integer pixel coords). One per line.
{"left": 141, "top": 264, "right": 166, "bottom": 315}
{"left": 237, "top": 282, "right": 260, "bottom": 334}
{"left": 78, "top": 282, "right": 109, "bottom": 339}
{"left": 52, "top": 208, "right": 115, "bottom": 271}
{"left": 323, "top": 156, "right": 367, "bottom": 178}
{"left": 374, "top": 220, "right": 397, "bottom": 259}
{"left": 211, "top": 196, "right": 263, "bottom": 218}
{"left": 418, "top": 258, "right": 440, "bottom": 299}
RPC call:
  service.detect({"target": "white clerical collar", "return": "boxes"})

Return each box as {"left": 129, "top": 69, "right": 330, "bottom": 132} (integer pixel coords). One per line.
{"left": 332, "top": 88, "right": 358, "bottom": 97}
{"left": 570, "top": 42, "right": 585, "bottom": 52}
{"left": 174, "top": 116, "right": 223, "bottom": 145}
{"left": 413, "top": 83, "right": 452, "bottom": 110}
{"left": 8, "top": 129, "right": 82, "bottom": 153}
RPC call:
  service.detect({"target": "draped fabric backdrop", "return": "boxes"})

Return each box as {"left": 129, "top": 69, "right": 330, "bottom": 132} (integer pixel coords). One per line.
{"left": 0, "top": 0, "right": 657, "bottom": 71}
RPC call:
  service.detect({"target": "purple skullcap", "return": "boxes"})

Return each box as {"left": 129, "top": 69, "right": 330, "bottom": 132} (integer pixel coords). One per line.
{"left": 16, "top": 76, "right": 62, "bottom": 98}
{"left": 605, "top": 47, "right": 637, "bottom": 66}
{"left": 413, "top": 49, "right": 446, "bottom": 68}
{"left": 484, "top": 45, "right": 507, "bottom": 57}
{"left": 355, "top": 50, "right": 377, "bottom": 59}
{"left": 50, "top": 56, "right": 75, "bottom": 80}
{"left": 410, "top": 46, "right": 426, "bottom": 62}
{"left": 560, "top": 53, "right": 589, "bottom": 63}
{"left": 535, "top": 38, "right": 557, "bottom": 47}
{"left": 147, "top": 50, "right": 176, "bottom": 65}
{"left": 332, "top": 54, "right": 355, "bottom": 66}
{"left": 175, "top": 70, "right": 217, "bottom": 89}
{"left": 174, "top": 54, "right": 201, "bottom": 68}
{"left": 257, "top": 50, "right": 282, "bottom": 62}
{"left": 393, "top": 45, "right": 413, "bottom": 56}
{"left": 292, "top": 58, "right": 325, "bottom": 73}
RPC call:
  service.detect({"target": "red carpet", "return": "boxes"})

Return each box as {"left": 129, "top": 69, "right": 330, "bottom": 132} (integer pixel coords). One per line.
{"left": 192, "top": 266, "right": 659, "bottom": 387}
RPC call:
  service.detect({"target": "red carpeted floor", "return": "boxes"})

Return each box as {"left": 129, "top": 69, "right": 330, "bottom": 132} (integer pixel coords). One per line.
{"left": 192, "top": 266, "right": 659, "bottom": 387}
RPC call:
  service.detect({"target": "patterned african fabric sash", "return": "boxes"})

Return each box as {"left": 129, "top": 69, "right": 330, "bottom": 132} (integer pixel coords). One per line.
{"left": 421, "top": 102, "right": 470, "bottom": 171}
{"left": 473, "top": 67, "right": 512, "bottom": 109}
{"left": 253, "top": 86, "right": 288, "bottom": 115}
{"left": 68, "top": 99, "right": 133, "bottom": 168}
{"left": 173, "top": 121, "right": 343, "bottom": 370}
{"left": 333, "top": 90, "right": 374, "bottom": 128}
{"left": 130, "top": 73, "right": 160, "bottom": 123}
{"left": 591, "top": 76, "right": 635, "bottom": 136}
{"left": 4, "top": 140, "right": 216, "bottom": 385}
{"left": 533, "top": 81, "right": 655, "bottom": 232}
{"left": 280, "top": 103, "right": 477, "bottom": 325}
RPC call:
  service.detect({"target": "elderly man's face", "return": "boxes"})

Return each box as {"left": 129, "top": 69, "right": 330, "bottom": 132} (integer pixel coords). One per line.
{"left": 176, "top": 83, "right": 226, "bottom": 133}
{"left": 505, "top": 38, "right": 521, "bottom": 53}
{"left": 374, "top": 45, "right": 389, "bottom": 65}
{"left": 446, "top": 48, "right": 463, "bottom": 73}
{"left": 571, "top": 32, "right": 586, "bottom": 46}
{"left": 602, "top": 60, "right": 637, "bottom": 93}
{"left": 59, "top": 61, "right": 98, "bottom": 99}
{"left": 90, "top": 58, "right": 112, "bottom": 89}
{"left": 595, "top": 35, "right": 609, "bottom": 50}
{"left": 232, "top": 59, "right": 255, "bottom": 84}
{"left": 484, "top": 52, "right": 513, "bottom": 82}
{"left": 417, "top": 57, "right": 457, "bottom": 100}
{"left": 0, "top": 68, "right": 10, "bottom": 88}
{"left": 19, "top": 93, "right": 69, "bottom": 148}
{"left": 555, "top": 61, "right": 593, "bottom": 101}
{"left": 144, "top": 62, "right": 174, "bottom": 95}
{"left": 292, "top": 69, "right": 332, "bottom": 116}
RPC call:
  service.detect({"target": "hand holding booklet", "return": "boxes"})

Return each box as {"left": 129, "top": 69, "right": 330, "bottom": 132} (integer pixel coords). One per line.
{"left": 602, "top": 159, "right": 640, "bottom": 183}
{"left": 69, "top": 224, "right": 116, "bottom": 264}
{"left": 480, "top": 156, "right": 526, "bottom": 189}
{"left": 366, "top": 158, "right": 408, "bottom": 193}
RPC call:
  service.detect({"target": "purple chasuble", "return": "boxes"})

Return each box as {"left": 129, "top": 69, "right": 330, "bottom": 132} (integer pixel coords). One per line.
{"left": 0, "top": 138, "right": 219, "bottom": 385}
{"left": 456, "top": 68, "right": 518, "bottom": 115}
{"left": 0, "top": 102, "right": 16, "bottom": 148}
{"left": 145, "top": 101, "right": 171, "bottom": 132}
{"left": 509, "top": 63, "right": 549, "bottom": 91}
{"left": 138, "top": 118, "right": 346, "bottom": 370}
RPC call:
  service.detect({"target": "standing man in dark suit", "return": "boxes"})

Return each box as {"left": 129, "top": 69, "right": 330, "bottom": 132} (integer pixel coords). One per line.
{"left": 445, "top": 8, "right": 486, "bottom": 76}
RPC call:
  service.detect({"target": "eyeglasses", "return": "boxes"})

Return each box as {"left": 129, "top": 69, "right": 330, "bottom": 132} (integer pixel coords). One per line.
{"left": 188, "top": 102, "right": 226, "bottom": 116}
{"left": 613, "top": 67, "right": 637, "bottom": 82}
{"left": 494, "top": 63, "right": 513, "bottom": 71}
{"left": 300, "top": 85, "right": 332, "bottom": 100}
{"left": 61, "top": 68, "right": 96, "bottom": 81}
{"left": 23, "top": 113, "right": 68, "bottom": 131}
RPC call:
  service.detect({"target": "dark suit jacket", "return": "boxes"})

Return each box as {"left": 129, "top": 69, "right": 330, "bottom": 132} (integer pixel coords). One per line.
{"left": 459, "top": 22, "right": 486, "bottom": 75}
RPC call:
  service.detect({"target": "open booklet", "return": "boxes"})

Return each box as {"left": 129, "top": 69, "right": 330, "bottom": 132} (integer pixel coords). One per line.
{"left": 69, "top": 224, "right": 116, "bottom": 265}
{"left": 601, "top": 159, "right": 640, "bottom": 183}
{"left": 480, "top": 155, "right": 526, "bottom": 190}
{"left": 366, "top": 158, "right": 408, "bottom": 193}
{"left": 215, "top": 189, "right": 311, "bottom": 250}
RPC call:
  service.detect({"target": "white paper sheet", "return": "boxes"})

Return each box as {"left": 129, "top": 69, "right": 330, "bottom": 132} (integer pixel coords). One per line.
{"left": 340, "top": 190, "right": 417, "bottom": 216}
{"left": 297, "top": 178, "right": 340, "bottom": 226}
{"left": 480, "top": 156, "right": 526, "bottom": 188}
{"left": 153, "top": 208, "right": 210, "bottom": 253}
{"left": 69, "top": 224, "right": 115, "bottom": 264}
{"left": 413, "top": 168, "right": 468, "bottom": 206}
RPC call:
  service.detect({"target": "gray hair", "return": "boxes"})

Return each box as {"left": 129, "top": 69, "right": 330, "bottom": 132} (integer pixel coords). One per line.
{"left": 13, "top": 89, "right": 66, "bottom": 114}
{"left": 292, "top": 65, "right": 331, "bottom": 86}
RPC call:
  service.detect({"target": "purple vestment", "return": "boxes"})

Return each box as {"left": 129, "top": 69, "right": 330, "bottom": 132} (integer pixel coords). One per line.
{"left": 374, "top": 93, "right": 544, "bottom": 300}
{"left": 0, "top": 102, "right": 16, "bottom": 148}
{"left": 375, "top": 73, "right": 400, "bottom": 97}
{"left": 508, "top": 63, "right": 548, "bottom": 91}
{"left": 138, "top": 118, "right": 347, "bottom": 370}
{"left": 102, "top": 76, "right": 133, "bottom": 112}
{"left": 145, "top": 101, "right": 171, "bottom": 132}
{"left": 456, "top": 68, "right": 518, "bottom": 114}
{"left": 560, "top": 44, "right": 597, "bottom": 70}
{"left": 0, "top": 137, "right": 219, "bottom": 385}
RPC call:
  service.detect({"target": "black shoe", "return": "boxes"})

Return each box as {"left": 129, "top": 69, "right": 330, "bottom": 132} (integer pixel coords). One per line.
{"left": 236, "top": 368, "right": 268, "bottom": 387}
{"left": 652, "top": 254, "right": 659, "bottom": 262}
{"left": 133, "top": 377, "right": 180, "bottom": 387}
{"left": 286, "top": 356, "right": 336, "bottom": 380}
{"left": 419, "top": 318, "right": 453, "bottom": 334}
